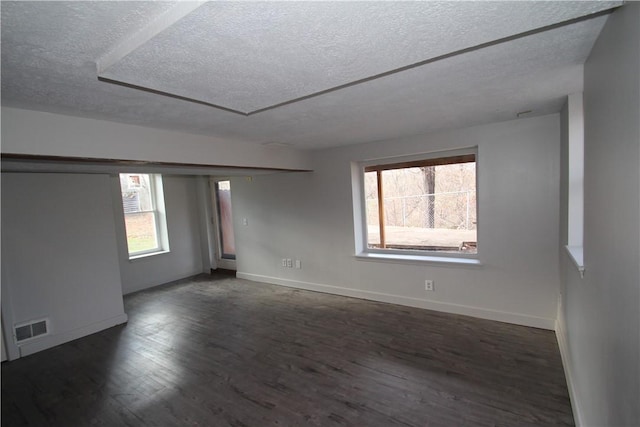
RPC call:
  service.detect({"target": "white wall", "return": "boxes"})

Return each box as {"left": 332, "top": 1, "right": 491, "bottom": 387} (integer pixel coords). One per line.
{"left": 1, "top": 173, "right": 128, "bottom": 359}
{"left": 0, "top": 171, "right": 209, "bottom": 358}
{"left": 1, "top": 107, "right": 311, "bottom": 171}
{"left": 1, "top": 321, "right": 8, "bottom": 362}
{"left": 234, "top": 114, "right": 561, "bottom": 329}
{"left": 114, "top": 175, "right": 205, "bottom": 294}
{"left": 558, "top": 3, "right": 639, "bottom": 426}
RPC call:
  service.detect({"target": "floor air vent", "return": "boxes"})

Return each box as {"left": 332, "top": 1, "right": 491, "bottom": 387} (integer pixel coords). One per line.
{"left": 15, "top": 319, "right": 49, "bottom": 343}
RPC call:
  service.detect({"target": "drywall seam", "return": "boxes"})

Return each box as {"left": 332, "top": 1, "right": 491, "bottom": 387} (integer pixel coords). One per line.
{"left": 237, "top": 272, "right": 555, "bottom": 330}
{"left": 96, "top": 2, "right": 206, "bottom": 74}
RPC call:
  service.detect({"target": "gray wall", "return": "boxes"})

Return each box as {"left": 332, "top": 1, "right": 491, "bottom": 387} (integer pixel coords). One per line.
{"left": 1, "top": 172, "right": 207, "bottom": 358}
{"left": 1, "top": 107, "right": 311, "bottom": 171}
{"left": 559, "top": 3, "right": 639, "bottom": 426}
{"left": 114, "top": 175, "right": 205, "bottom": 295}
{"left": 233, "top": 114, "right": 561, "bottom": 329}
{"left": 1, "top": 173, "right": 128, "bottom": 359}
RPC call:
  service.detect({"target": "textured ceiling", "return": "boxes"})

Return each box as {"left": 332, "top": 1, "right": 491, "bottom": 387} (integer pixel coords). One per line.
{"left": 100, "top": 1, "right": 617, "bottom": 115}
{"left": 1, "top": 1, "right": 622, "bottom": 150}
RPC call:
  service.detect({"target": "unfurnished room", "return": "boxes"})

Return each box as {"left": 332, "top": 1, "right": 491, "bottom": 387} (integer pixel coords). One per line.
{"left": 1, "top": 1, "right": 638, "bottom": 426}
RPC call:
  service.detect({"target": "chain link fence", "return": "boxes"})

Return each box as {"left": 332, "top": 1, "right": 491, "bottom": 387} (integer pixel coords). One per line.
{"left": 367, "top": 190, "right": 476, "bottom": 230}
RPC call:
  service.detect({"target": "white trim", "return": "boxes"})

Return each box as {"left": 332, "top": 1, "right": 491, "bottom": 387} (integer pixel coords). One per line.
{"left": 153, "top": 174, "right": 170, "bottom": 253}
{"left": 567, "top": 93, "right": 584, "bottom": 249}
{"left": 196, "top": 177, "right": 217, "bottom": 272}
{"left": 121, "top": 173, "right": 170, "bottom": 259}
{"left": 555, "top": 299, "right": 584, "bottom": 427}
{"left": 129, "top": 249, "right": 171, "bottom": 261}
{"left": 17, "top": 313, "right": 128, "bottom": 358}
{"left": 352, "top": 146, "right": 479, "bottom": 261}
{"left": 355, "top": 252, "right": 482, "bottom": 267}
{"left": 564, "top": 245, "right": 585, "bottom": 278}
{"left": 237, "top": 272, "right": 555, "bottom": 330}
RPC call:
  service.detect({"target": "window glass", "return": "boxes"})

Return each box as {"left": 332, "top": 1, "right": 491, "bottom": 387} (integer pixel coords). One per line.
{"left": 364, "top": 154, "right": 477, "bottom": 255}
{"left": 120, "top": 173, "right": 166, "bottom": 257}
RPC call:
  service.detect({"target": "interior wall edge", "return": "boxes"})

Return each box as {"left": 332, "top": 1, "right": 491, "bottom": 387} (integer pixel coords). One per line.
{"left": 555, "top": 293, "right": 583, "bottom": 427}
{"left": 0, "top": 107, "right": 313, "bottom": 172}
{"left": 17, "top": 313, "right": 128, "bottom": 358}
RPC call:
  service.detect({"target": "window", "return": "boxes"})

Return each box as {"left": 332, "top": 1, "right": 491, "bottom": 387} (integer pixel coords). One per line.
{"left": 119, "top": 173, "right": 169, "bottom": 258}
{"left": 565, "top": 92, "right": 585, "bottom": 276}
{"left": 359, "top": 149, "right": 477, "bottom": 257}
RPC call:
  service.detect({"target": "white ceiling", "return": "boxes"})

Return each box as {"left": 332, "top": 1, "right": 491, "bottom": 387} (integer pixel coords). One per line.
{"left": 1, "top": 1, "right": 621, "bottom": 151}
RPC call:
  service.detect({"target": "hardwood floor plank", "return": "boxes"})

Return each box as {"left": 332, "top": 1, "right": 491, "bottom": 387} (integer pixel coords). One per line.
{"left": 2, "top": 274, "right": 574, "bottom": 426}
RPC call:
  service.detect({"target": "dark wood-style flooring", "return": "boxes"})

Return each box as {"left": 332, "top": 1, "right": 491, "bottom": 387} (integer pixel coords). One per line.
{"left": 2, "top": 274, "right": 574, "bottom": 426}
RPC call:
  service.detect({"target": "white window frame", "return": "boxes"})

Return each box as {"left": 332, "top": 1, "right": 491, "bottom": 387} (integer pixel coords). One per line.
{"left": 352, "top": 147, "right": 481, "bottom": 266}
{"left": 120, "top": 173, "right": 170, "bottom": 259}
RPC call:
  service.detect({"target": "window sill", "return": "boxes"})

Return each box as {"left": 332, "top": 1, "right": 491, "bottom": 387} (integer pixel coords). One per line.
{"left": 565, "top": 245, "right": 585, "bottom": 278}
{"left": 355, "top": 252, "right": 482, "bottom": 267}
{"left": 129, "top": 250, "right": 170, "bottom": 262}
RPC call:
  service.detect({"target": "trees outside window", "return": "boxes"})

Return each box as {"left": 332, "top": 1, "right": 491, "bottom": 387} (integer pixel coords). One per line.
{"left": 364, "top": 152, "right": 477, "bottom": 254}
{"left": 119, "top": 173, "right": 169, "bottom": 257}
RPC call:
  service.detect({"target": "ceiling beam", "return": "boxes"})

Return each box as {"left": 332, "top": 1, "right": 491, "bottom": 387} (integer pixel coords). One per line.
{"left": 96, "top": 1, "right": 206, "bottom": 75}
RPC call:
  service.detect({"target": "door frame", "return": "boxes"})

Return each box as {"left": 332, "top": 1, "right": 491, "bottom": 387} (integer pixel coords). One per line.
{"left": 210, "top": 177, "right": 236, "bottom": 271}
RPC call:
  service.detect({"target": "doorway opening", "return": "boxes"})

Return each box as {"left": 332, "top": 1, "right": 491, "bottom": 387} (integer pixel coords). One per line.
{"left": 212, "top": 179, "right": 236, "bottom": 271}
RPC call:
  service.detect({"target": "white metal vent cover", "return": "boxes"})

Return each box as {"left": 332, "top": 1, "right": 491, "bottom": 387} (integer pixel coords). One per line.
{"left": 14, "top": 319, "right": 50, "bottom": 344}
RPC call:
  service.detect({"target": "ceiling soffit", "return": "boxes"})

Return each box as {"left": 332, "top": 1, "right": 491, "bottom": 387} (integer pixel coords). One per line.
{"left": 97, "top": 1, "right": 619, "bottom": 116}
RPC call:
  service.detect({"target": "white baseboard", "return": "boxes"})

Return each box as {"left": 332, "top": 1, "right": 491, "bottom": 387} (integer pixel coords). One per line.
{"left": 236, "top": 272, "right": 555, "bottom": 330}
{"left": 18, "top": 313, "right": 128, "bottom": 358}
{"left": 122, "top": 270, "right": 204, "bottom": 295}
{"left": 555, "top": 303, "right": 583, "bottom": 427}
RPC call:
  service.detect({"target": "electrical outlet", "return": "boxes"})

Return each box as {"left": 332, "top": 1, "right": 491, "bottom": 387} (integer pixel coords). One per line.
{"left": 295, "top": 259, "right": 301, "bottom": 269}
{"left": 286, "top": 258, "right": 293, "bottom": 268}
{"left": 282, "top": 259, "right": 287, "bottom": 267}
{"left": 425, "top": 280, "right": 435, "bottom": 291}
